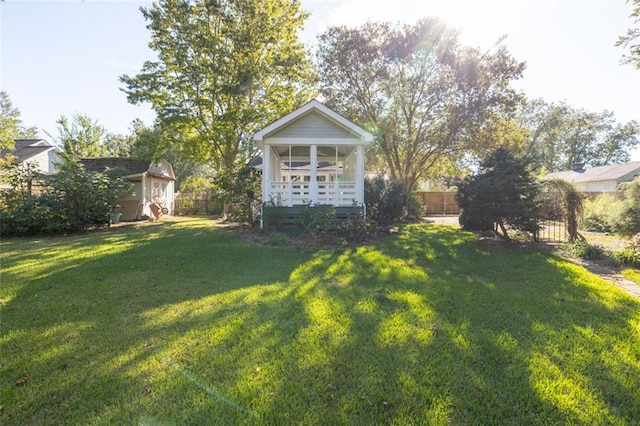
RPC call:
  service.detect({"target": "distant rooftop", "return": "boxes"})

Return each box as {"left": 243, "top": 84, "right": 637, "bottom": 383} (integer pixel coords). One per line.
{"left": 0, "top": 139, "right": 59, "bottom": 163}
{"left": 545, "top": 161, "right": 640, "bottom": 183}
{"left": 79, "top": 158, "right": 152, "bottom": 176}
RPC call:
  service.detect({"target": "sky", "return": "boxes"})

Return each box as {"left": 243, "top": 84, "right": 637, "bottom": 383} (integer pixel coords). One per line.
{"left": 2, "top": 0, "right": 639, "bottom": 160}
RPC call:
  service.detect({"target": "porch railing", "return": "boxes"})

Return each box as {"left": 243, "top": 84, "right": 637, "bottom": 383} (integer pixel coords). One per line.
{"left": 268, "top": 181, "right": 357, "bottom": 206}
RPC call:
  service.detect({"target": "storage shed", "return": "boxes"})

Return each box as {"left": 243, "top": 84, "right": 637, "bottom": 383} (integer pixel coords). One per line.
{"left": 80, "top": 158, "right": 175, "bottom": 221}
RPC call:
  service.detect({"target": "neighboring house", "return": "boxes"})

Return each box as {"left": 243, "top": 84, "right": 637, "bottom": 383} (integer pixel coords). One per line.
{"left": 80, "top": 158, "right": 176, "bottom": 221}
{"left": 545, "top": 162, "right": 640, "bottom": 193}
{"left": 0, "top": 139, "right": 62, "bottom": 174}
{"left": 253, "top": 100, "right": 374, "bottom": 230}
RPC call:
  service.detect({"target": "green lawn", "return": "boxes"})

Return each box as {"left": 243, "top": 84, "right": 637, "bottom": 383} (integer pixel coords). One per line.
{"left": 2, "top": 218, "right": 639, "bottom": 425}
{"left": 622, "top": 268, "right": 640, "bottom": 285}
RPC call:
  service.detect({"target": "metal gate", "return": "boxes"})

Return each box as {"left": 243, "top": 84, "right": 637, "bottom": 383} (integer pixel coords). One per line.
{"left": 536, "top": 192, "right": 567, "bottom": 243}
{"left": 536, "top": 219, "right": 568, "bottom": 243}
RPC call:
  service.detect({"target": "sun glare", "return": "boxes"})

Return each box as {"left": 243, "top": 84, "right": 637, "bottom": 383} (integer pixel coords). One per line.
{"left": 330, "top": 0, "right": 512, "bottom": 48}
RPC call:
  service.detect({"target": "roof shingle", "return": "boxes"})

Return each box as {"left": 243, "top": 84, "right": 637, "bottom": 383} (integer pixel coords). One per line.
{"left": 79, "top": 158, "right": 151, "bottom": 176}
{"left": 545, "top": 161, "right": 640, "bottom": 183}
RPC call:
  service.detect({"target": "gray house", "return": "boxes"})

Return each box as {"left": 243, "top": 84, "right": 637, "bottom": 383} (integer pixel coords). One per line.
{"left": 545, "top": 162, "right": 640, "bottom": 192}
{"left": 0, "top": 139, "right": 61, "bottom": 174}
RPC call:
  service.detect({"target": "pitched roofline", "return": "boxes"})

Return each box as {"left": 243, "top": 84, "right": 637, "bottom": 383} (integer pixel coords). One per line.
{"left": 253, "top": 99, "right": 374, "bottom": 146}
{"left": 545, "top": 161, "right": 640, "bottom": 183}
{"left": 18, "top": 146, "right": 59, "bottom": 162}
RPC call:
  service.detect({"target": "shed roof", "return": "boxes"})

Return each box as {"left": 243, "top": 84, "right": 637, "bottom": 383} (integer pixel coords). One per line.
{"left": 545, "top": 161, "right": 640, "bottom": 183}
{"left": 253, "top": 100, "right": 374, "bottom": 147}
{"left": 0, "top": 139, "right": 59, "bottom": 163}
{"left": 79, "top": 158, "right": 152, "bottom": 176}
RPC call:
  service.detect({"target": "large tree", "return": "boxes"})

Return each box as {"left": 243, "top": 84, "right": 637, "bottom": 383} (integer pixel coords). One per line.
{"left": 0, "top": 91, "right": 38, "bottom": 150}
{"left": 618, "top": 0, "right": 640, "bottom": 69}
{"left": 514, "top": 99, "right": 640, "bottom": 171}
{"left": 120, "top": 0, "right": 316, "bottom": 182}
{"left": 316, "top": 19, "right": 525, "bottom": 196}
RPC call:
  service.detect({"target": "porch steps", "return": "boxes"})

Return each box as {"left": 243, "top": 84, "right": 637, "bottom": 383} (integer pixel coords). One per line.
{"left": 261, "top": 205, "right": 364, "bottom": 232}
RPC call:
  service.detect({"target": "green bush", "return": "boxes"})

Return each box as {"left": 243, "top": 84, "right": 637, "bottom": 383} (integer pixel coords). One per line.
{"left": 611, "top": 248, "right": 640, "bottom": 267}
{"left": 0, "top": 160, "right": 131, "bottom": 236}
{"left": 299, "top": 203, "right": 337, "bottom": 236}
{"left": 336, "top": 209, "right": 367, "bottom": 242}
{"left": 458, "top": 208, "right": 494, "bottom": 231}
{"left": 214, "top": 165, "right": 260, "bottom": 222}
{"left": 563, "top": 239, "right": 605, "bottom": 260}
{"left": 613, "top": 178, "right": 640, "bottom": 236}
{"left": 581, "top": 193, "right": 625, "bottom": 233}
{"left": 267, "top": 232, "right": 290, "bottom": 247}
{"left": 583, "top": 215, "right": 613, "bottom": 233}
{"left": 364, "top": 175, "right": 407, "bottom": 227}
{"left": 407, "top": 192, "right": 425, "bottom": 218}
{"left": 611, "top": 233, "right": 640, "bottom": 267}
{"left": 612, "top": 205, "right": 640, "bottom": 237}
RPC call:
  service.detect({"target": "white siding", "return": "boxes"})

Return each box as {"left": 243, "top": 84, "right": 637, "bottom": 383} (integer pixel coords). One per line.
{"left": 268, "top": 111, "right": 356, "bottom": 139}
{"left": 149, "top": 160, "right": 175, "bottom": 179}
{"left": 576, "top": 180, "right": 619, "bottom": 192}
{"left": 47, "top": 150, "right": 62, "bottom": 174}
{"left": 23, "top": 151, "right": 51, "bottom": 174}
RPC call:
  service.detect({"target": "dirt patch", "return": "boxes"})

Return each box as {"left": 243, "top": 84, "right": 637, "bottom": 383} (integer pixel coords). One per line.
{"left": 423, "top": 215, "right": 460, "bottom": 226}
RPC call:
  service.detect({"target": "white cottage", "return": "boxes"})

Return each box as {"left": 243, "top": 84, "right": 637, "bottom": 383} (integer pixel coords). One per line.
{"left": 253, "top": 100, "right": 373, "bottom": 218}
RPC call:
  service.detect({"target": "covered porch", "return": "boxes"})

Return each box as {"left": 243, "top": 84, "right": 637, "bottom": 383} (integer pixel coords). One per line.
{"left": 253, "top": 100, "right": 373, "bottom": 209}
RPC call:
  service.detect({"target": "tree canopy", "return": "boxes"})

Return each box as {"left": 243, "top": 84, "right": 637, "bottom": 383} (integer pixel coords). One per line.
{"left": 316, "top": 18, "right": 525, "bottom": 196}
{"left": 514, "top": 99, "right": 640, "bottom": 171}
{"left": 618, "top": 0, "right": 640, "bottom": 69}
{"left": 51, "top": 113, "right": 108, "bottom": 159}
{"left": 0, "top": 91, "right": 38, "bottom": 151}
{"left": 120, "top": 0, "right": 316, "bottom": 180}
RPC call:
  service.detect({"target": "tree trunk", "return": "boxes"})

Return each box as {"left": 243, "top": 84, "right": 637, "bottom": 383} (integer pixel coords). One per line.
{"left": 497, "top": 221, "right": 510, "bottom": 241}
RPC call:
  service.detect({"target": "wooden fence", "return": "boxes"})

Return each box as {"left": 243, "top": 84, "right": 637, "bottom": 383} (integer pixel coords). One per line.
{"left": 174, "top": 193, "right": 223, "bottom": 216}
{"left": 416, "top": 192, "right": 461, "bottom": 215}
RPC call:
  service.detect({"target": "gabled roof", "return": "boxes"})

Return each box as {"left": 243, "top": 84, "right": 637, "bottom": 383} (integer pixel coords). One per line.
{"left": 0, "top": 139, "right": 59, "bottom": 163}
{"left": 253, "top": 100, "right": 374, "bottom": 147}
{"left": 545, "top": 161, "right": 640, "bottom": 183}
{"left": 79, "top": 157, "right": 176, "bottom": 181}
{"left": 79, "top": 158, "right": 152, "bottom": 176}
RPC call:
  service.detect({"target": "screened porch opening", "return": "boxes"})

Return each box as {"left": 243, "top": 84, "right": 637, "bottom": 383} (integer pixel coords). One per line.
{"left": 265, "top": 144, "right": 359, "bottom": 206}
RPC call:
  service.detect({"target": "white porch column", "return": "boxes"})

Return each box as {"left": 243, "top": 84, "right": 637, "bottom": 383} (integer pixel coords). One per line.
{"left": 356, "top": 144, "right": 365, "bottom": 205}
{"left": 310, "top": 144, "right": 318, "bottom": 204}
{"left": 263, "top": 144, "right": 271, "bottom": 203}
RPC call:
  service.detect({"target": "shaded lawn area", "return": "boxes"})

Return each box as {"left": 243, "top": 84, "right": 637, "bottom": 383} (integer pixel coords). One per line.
{"left": 1, "top": 218, "right": 639, "bottom": 425}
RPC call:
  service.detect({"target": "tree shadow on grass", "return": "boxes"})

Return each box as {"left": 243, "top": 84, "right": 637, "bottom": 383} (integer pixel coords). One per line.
{"left": 2, "top": 221, "right": 639, "bottom": 424}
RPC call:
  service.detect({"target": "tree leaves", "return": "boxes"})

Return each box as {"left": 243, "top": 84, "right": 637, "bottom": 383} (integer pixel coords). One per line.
{"left": 317, "top": 18, "right": 524, "bottom": 196}
{"left": 515, "top": 99, "right": 640, "bottom": 171}
{"left": 120, "top": 0, "right": 315, "bottom": 177}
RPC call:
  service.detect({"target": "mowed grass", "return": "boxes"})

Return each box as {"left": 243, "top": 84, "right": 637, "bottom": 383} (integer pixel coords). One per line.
{"left": 1, "top": 218, "right": 639, "bottom": 425}
{"left": 622, "top": 268, "right": 640, "bottom": 285}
